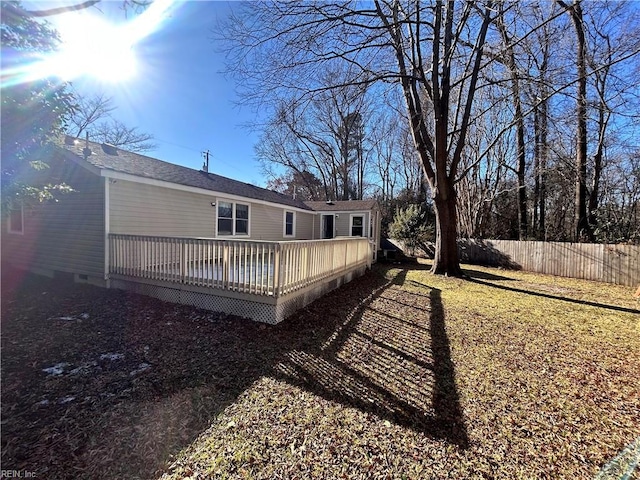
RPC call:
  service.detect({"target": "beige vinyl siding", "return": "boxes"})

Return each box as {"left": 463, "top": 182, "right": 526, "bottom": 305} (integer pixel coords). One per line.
{"left": 247, "top": 202, "right": 282, "bottom": 240}
{"left": 313, "top": 211, "right": 371, "bottom": 239}
{"left": 334, "top": 213, "right": 350, "bottom": 237}
{"left": 313, "top": 214, "right": 321, "bottom": 239}
{"left": 110, "top": 180, "right": 216, "bottom": 237}
{"left": 110, "top": 179, "right": 315, "bottom": 241}
{"left": 2, "top": 164, "right": 105, "bottom": 278}
{"left": 248, "top": 203, "right": 314, "bottom": 240}
{"left": 296, "top": 211, "right": 314, "bottom": 239}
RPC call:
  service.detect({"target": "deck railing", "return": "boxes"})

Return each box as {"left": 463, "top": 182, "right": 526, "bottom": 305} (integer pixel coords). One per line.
{"left": 108, "top": 234, "right": 372, "bottom": 297}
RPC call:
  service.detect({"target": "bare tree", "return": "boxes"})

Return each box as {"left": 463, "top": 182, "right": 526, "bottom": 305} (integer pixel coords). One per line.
{"left": 91, "top": 120, "right": 156, "bottom": 153}
{"left": 495, "top": 4, "right": 528, "bottom": 240}
{"left": 377, "top": 1, "right": 495, "bottom": 274}
{"left": 66, "top": 91, "right": 156, "bottom": 152}
{"left": 224, "top": 1, "right": 496, "bottom": 275}
{"left": 584, "top": 1, "right": 640, "bottom": 240}
{"left": 256, "top": 68, "right": 370, "bottom": 201}
{"left": 530, "top": 11, "right": 553, "bottom": 240}
{"left": 265, "top": 170, "right": 325, "bottom": 200}
{"left": 557, "top": 0, "right": 590, "bottom": 241}
{"left": 457, "top": 91, "right": 516, "bottom": 239}
{"left": 69, "top": 92, "right": 116, "bottom": 138}
{"left": 370, "top": 111, "right": 400, "bottom": 202}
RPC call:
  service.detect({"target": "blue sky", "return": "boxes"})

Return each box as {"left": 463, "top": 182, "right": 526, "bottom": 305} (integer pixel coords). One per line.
{"left": 39, "top": 1, "right": 266, "bottom": 185}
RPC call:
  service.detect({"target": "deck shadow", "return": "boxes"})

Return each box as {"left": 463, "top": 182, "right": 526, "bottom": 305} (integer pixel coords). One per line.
{"left": 270, "top": 267, "right": 470, "bottom": 448}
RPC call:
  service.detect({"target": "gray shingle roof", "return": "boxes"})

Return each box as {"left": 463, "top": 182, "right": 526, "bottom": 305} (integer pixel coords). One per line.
{"left": 304, "top": 200, "right": 378, "bottom": 211}
{"left": 58, "top": 137, "right": 312, "bottom": 211}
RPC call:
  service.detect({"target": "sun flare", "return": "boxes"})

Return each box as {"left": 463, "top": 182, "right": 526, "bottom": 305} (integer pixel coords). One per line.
{"left": 1, "top": 0, "right": 179, "bottom": 87}
{"left": 50, "top": 14, "right": 137, "bottom": 83}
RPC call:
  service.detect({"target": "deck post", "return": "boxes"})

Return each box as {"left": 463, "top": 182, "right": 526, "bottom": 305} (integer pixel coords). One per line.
{"left": 222, "top": 242, "right": 230, "bottom": 289}
{"left": 180, "top": 241, "right": 186, "bottom": 283}
{"left": 273, "top": 243, "right": 281, "bottom": 297}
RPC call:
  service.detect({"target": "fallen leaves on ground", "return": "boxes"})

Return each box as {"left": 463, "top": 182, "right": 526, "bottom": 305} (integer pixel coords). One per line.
{"left": 1, "top": 260, "right": 639, "bottom": 479}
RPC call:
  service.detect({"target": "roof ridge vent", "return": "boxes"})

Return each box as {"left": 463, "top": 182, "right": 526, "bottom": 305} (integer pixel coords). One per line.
{"left": 101, "top": 143, "right": 118, "bottom": 155}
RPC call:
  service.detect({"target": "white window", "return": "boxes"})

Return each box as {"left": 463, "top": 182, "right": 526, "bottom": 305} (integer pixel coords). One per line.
{"left": 7, "top": 202, "right": 24, "bottom": 235}
{"left": 283, "top": 211, "right": 295, "bottom": 237}
{"left": 217, "top": 200, "right": 249, "bottom": 236}
{"left": 350, "top": 214, "right": 365, "bottom": 237}
{"left": 235, "top": 203, "right": 249, "bottom": 235}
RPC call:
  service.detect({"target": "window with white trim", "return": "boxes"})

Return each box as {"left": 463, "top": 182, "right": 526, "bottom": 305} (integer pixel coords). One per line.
{"left": 235, "top": 203, "right": 249, "bottom": 235}
{"left": 350, "top": 214, "right": 365, "bottom": 237}
{"left": 217, "top": 200, "right": 249, "bottom": 236}
{"left": 8, "top": 202, "right": 24, "bottom": 234}
{"left": 284, "top": 211, "right": 295, "bottom": 237}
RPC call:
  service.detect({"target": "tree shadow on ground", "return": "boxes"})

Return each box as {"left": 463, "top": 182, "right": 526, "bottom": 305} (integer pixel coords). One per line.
{"left": 461, "top": 268, "right": 518, "bottom": 282}
{"left": 1, "top": 264, "right": 469, "bottom": 479}
{"left": 467, "top": 277, "right": 640, "bottom": 315}
{"left": 386, "top": 257, "right": 518, "bottom": 282}
{"left": 270, "top": 267, "right": 469, "bottom": 448}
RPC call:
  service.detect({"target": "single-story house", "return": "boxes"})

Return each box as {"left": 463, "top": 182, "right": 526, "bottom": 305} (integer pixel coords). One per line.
{"left": 2, "top": 136, "right": 381, "bottom": 323}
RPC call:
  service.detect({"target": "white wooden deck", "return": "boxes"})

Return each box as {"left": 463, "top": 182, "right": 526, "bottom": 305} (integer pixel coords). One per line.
{"left": 108, "top": 234, "right": 373, "bottom": 323}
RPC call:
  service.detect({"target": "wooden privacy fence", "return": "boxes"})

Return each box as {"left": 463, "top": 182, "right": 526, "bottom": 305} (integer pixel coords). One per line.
{"left": 108, "top": 234, "right": 372, "bottom": 297}
{"left": 459, "top": 239, "right": 639, "bottom": 286}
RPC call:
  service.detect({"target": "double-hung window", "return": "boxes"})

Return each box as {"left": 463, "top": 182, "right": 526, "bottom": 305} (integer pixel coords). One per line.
{"left": 235, "top": 203, "right": 249, "bottom": 235}
{"left": 350, "top": 214, "right": 364, "bottom": 237}
{"left": 217, "top": 201, "right": 249, "bottom": 236}
{"left": 284, "top": 211, "right": 295, "bottom": 237}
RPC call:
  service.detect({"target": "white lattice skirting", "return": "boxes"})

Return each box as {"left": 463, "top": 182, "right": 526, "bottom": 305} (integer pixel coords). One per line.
{"left": 110, "top": 265, "right": 367, "bottom": 324}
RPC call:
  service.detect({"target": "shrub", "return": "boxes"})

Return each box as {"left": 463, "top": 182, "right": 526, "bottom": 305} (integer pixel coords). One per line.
{"left": 389, "top": 204, "right": 435, "bottom": 256}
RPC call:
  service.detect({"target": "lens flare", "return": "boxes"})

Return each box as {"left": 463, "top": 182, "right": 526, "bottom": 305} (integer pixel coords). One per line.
{"left": 49, "top": 14, "right": 137, "bottom": 83}
{"left": 1, "top": 0, "right": 180, "bottom": 87}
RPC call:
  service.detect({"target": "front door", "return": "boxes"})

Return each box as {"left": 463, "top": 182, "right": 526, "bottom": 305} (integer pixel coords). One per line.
{"left": 322, "top": 214, "right": 334, "bottom": 239}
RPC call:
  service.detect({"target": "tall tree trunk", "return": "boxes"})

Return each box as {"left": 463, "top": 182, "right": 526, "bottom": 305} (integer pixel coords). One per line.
{"left": 588, "top": 96, "right": 607, "bottom": 237}
{"left": 533, "top": 16, "right": 550, "bottom": 241}
{"left": 516, "top": 122, "right": 527, "bottom": 240}
{"left": 497, "top": 7, "right": 528, "bottom": 240}
{"left": 574, "top": 2, "right": 589, "bottom": 241}
{"left": 559, "top": 0, "right": 590, "bottom": 241}
{"left": 373, "top": 0, "right": 491, "bottom": 276}
{"left": 533, "top": 98, "right": 549, "bottom": 240}
{"left": 588, "top": 35, "right": 611, "bottom": 241}
{"left": 432, "top": 181, "right": 462, "bottom": 275}
{"left": 538, "top": 86, "right": 549, "bottom": 239}
{"left": 533, "top": 104, "right": 541, "bottom": 237}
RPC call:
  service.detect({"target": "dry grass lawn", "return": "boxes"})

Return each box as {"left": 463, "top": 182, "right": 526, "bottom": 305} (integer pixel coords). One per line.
{"left": 1, "top": 260, "right": 639, "bottom": 479}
